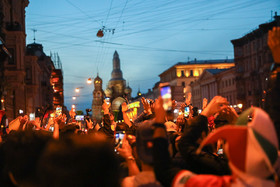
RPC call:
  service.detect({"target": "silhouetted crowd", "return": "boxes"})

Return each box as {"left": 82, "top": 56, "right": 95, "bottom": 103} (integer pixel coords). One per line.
{"left": 0, "top": 27, "right": 279, "bottom": 187}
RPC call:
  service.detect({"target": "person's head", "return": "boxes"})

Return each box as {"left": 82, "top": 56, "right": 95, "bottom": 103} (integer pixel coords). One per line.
{"left": 176, "top": 115, "right": 187, "bottom": 132}
{"left": 136, "top": 121, "right": 154, "bottom": 165}
{"left": 59, "top": 124, "right": 79, "bottom": 138}
{"left": 165, "top": 121, "right": 177, "bottom": 133}
{"left": 3, "top": 130, "right": 52, "bottom": 186}
{"left": 115, "top": 122, "right": 128, "bottom": 132}
{"left": 182, "top": 117, "right": 208, "bottom": 144}
{"left": 192, "top": 107, "right": 198, "bottom": 117}
{"left": 38, "top": 134, "right": 120, "bottom": 187}
{"left": 109, "top": 112, "right": 115, "bottom": 122}
{"left": 214, "top": 112, "right": 230, "bottom": 129}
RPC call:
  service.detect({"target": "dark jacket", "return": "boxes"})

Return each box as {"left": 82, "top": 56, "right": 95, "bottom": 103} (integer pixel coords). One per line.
{"left": 178, "top": 115, "right": 231, "bottom": 175}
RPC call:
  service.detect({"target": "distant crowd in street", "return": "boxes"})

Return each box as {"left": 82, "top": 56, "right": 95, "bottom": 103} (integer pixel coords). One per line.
{"left": 0, "top": 27, "right": 279, "bottom": 187}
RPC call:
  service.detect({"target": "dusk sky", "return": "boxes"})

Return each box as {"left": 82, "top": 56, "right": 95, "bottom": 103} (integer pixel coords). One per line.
{"left": 25, "top": 0, "right": 280, "bottom": 112}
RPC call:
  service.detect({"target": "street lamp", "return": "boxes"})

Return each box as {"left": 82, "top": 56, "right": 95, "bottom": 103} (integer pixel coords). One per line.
{"left": 237, "top": 103, "right": 243, "bottom": 109}
{"left": 72, "top": 96, "right": 77, "bottom": 100}
{"left": 87, "top": 78, "right": 93, "bottom": 84}
{"left": 75, "top": 87, "right": 84, "bottom": 93}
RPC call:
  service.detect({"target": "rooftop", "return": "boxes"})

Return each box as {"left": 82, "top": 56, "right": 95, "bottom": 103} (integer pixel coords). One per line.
{"left": 176, "top": 59, "right": 234, "bottom": 66}
{"left": 206, "top": 68, "right": 228, "bottom": 75}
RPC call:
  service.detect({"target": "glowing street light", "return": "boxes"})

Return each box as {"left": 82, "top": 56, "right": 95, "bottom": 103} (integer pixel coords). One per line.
{"left": 87, "top": 78, "right": 93, "bottom": 84}
{"left": 72, "top": 96, "right": 77, "bottom": 100}
{"left": 72, "top": 104, "right": 76, "bottom": 109}
{"left": 237, "top": 103, "right": 243, "bottom": 109}
{"left": 75, "top": 88, "right": 80, "bottom": 93}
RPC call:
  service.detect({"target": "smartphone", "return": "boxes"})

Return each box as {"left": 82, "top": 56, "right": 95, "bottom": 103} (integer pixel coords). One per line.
{"left": 105, "top": 97, "right": 110, "bottom": 105}
{"left": 75, "top": 115, "right": 84, "bottom": 121}
{"left": 115, "top": 131, "right": 125, "bottom": 149}
{"left": 49, "top": 126, "right": 54, "bottom": 132}
{"left": 19, "top": 109, "right": 23, "bottom": 114}
{"left": 217, "top": 148, "right": 223, "bottom": 155}
{"left": 198, "top": 109, "right": 202, "bottom": 114}
{"left": 160, "top": 85, "right": 172, "bottom": 111}
{"left": 184, "top": 107, "right": 189, "bottom": 117}
{"left": 56, "top": 107, "right": 62, "bottom": 117}
{"left": 29, "top": 113, "right": 35, "bottom": 121}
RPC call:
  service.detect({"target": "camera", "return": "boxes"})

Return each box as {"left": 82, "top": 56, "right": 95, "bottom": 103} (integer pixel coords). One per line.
{"left": 115, "top": 131, "right": 125, "bottom": 153}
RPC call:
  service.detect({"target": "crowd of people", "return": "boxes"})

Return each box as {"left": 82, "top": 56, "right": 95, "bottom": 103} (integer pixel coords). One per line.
{"left": 0, "top": 27, "right": 279, "bottom": 187}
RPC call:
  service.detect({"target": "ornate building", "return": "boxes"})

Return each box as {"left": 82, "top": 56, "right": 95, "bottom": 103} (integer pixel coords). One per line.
{"left": 105, "top": 51, "right": 131, "bottom": 111}
{"left": 231, "top": 13, "right": 280, "bottom": 109}
{"left": 0, "top": 0, "right": 64, "bottom": 120}
{"left": 91, "top": 75, "right": 104, "bottom": 122}
{"left": 0, "top": 0, "right": 29, "bottom": 119}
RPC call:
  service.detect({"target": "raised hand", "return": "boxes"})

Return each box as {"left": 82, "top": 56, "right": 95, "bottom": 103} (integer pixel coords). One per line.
{"left": 201, "top": 96, "right": 229, "bottom": 117}
{"left": 102, "top": 99, "right": 111, "bottom": 114}
{"left": 218, "top": 106, "right": 239, "bottom": 124}
{"left": 185, "top": 92, "right": 192, "bottom": 106}
{"left": 117, "top": 136, "right": 133, "bottom": 160}
{"left": 268, "top": 26, "right": 280, "bottom": 63}
{"left": 86, "top": 119, "right": 93, "bottom": 129}
{"left": 154, "top": 96, "right": 166, "bottom": 123}
{"left": 122, "top": 102, "right": 129, "bottom": 113}
{"left": 202, "top": 98, "right": 208, "bottom": 110}
{"left": 141, "top": 97, "right": 152, "bottom": 114}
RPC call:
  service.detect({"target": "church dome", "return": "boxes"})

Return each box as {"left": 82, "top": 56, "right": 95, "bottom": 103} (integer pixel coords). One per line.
{"left": 104, "top": 88, "right": 112, "bottom": 97}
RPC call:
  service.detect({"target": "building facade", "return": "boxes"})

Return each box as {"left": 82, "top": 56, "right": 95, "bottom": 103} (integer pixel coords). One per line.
{"left": 0, "top": 0, "right": 29, "bottom": 119}
{"left": 0, "top": 0, "right": 64, "bottom": 120}
{"left": 191, "top": 67, "right": 237, "bottom": 109}
{"left": 159, "top": 59, "right": 235, "bottom": 106}
{"left": 231, "top": 14, "right": 280, "bottom": 109}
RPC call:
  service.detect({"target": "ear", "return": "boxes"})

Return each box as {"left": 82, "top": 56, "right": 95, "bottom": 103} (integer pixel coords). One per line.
{"left": 8, "top": 171, "right": 18, "bottom": 186}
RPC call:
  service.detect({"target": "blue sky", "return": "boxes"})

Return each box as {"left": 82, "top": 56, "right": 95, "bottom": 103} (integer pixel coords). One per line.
{"left": 25, "top": 0, "right": 280, "bottom": 112}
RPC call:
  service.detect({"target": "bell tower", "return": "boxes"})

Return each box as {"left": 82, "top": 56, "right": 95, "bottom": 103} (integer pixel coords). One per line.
{"left": 91, "top": 74, "right": 104, "bottom": 122}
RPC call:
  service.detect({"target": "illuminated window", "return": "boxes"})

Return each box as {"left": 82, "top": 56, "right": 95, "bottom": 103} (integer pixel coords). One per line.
{"left": 194, "top": 70, "right": 199, "bottom": 77}
{"left": 176, "top": 70, "right": 181, "bottom": 77}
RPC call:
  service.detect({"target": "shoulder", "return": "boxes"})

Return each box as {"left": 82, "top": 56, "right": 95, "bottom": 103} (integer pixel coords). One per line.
{"left": 121, "top": 176, "right": 135, "bottom": 187}
{"left": 172, "top": 170, "right": 232, "bottom": 187}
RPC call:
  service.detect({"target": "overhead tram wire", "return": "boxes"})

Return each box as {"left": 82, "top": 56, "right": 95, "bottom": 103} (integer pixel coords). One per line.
{"left": 95, "top": 0, "right": 117, "bottom": 78}
{"left": 65, "top": 0, "right": 102, "bottom": 25}
{"left": 28, "top": 0, "right": 270, "bottom": 51}
{"left": 99, "top": 0, "right": 129, "bottom": 73}
{"left": 110, "top": 0, "right": 265, "bottom": 40}
{"left": 97, "top": 0, "right": 130, "bottom": 76}
{"left": 28, "top": 0, "right": 272, "bottom": 59}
